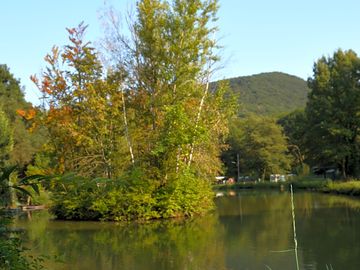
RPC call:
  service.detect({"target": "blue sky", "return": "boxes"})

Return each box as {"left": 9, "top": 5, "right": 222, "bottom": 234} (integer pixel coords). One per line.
{"left": 1, "top": 0, "right": 360, "bottom": 105}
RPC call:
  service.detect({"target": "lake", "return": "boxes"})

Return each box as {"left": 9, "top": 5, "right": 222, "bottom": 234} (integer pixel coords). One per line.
{"left": 14, "top": 191, "right": 360, "bottom": 269}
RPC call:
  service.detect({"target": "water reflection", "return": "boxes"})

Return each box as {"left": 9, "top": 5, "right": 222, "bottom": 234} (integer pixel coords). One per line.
{"left": 15, "top": 212, "right": 227, "bottom": 270}
{"left": 14, "top": 191, "right": 360, "bottom": 270}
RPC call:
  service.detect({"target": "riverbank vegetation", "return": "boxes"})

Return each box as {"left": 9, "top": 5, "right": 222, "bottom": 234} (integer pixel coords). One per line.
{"left": 0, "top": 167, "right": 46, "bottom": 269}
{"left": 0, "top": 0, "right": 360, "bottom": 224}
{"left": 214, "top": 178, "right": 360, "bottom": 198}
{"left": 213, "top": 178, "right": 328, "bottom": 191}
{"left": 1, "top": 2, "right": 360, "bottom": 269}
{"left": 0, "top": 0, "right": 236, "bottom": 221}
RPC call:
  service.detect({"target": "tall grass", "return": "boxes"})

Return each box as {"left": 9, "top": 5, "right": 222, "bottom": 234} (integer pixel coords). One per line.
{"left": 325, "top": 181, "right": 360, "bottom": 196}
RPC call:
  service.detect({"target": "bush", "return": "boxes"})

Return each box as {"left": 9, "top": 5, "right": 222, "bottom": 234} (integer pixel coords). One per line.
{"left": 49, "top": 169, "right": 214, "bottom": 221}
{"left": 157, "top": 171, "right": 214, "bottom": 218}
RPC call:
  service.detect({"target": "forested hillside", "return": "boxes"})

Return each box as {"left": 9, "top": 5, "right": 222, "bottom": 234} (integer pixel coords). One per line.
{"left": 218, "top": 72, "right": 310, "bottom": 115}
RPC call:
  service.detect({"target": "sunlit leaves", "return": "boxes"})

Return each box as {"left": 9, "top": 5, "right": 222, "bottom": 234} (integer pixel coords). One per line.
{"left": 33, "top": 23, "right": 130, "bottom": 177}
{"left": 306, "top": 49, "right": 360, "bottom": 177}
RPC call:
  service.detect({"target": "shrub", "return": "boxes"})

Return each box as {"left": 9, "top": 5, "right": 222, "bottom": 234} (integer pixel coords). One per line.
{"left": 49, "top": 169, "right": 214, "bottom": 221}
{"left": 157, "top": 171, "right": 214, "bottom": 218}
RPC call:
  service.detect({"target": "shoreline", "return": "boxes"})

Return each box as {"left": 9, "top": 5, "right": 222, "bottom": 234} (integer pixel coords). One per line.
{"left": 213, "top": 178, "right": 360, "bottom": 198}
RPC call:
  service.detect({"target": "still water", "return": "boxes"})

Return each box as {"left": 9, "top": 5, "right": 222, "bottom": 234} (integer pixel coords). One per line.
{"left": 14, "top": 191, "right": 360, "bottom": 270}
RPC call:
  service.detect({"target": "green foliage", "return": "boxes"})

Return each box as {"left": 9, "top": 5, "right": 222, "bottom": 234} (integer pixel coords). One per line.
{"left": 0, "top": 65, "right": 27, "bottom": 121}
{"left": 50, "top": 169, "right": 214, "bottom": 221}
{"left": 214, "top": 72, "right": 310, "bottom": 116}
{"left": 0, "top": 211, "right": 45, "bottom": 270}
{"left": 32, "top": 23, "right": 129, "bottom": 178}
{"left": 325, "top": 180, "right": 360, "bottom": 196}
{"left": 121, "top": 0, "right": 226, "bottom": 179}
{"left": 16, "top": 210, "right": 225, "bottom": 270}
{"left": 0, "top": 166, "right": 49, "bottom": 208}
{"left": 290, "top": 178, "right": 331, "bottom": 190}
{"left": 215, "top": 177, "right": 360, "bottom": 198}
{"left": 26, "top": 151, "right": 55, "bottom": 176}
{"left": 0, "top": 169, "right": 44, "bottom": 270}
{"left": 305, "top": 49, "right": 360, "bottom": 178}
{"left": 0, "top": 166, "right": 16, "bottom": 208}
{"left": 0, "top": 65, "right": 44, "bottom": 168}
{"left": 278, "top": 109, "right": 309, "bottom": 174}
{"left": 157, "top": 170, "right": 214, "bottom": 218}
{"left": 23, "top": 185, "right": 51, "bottom": 206}
{"left": 223, "top": 114, "right": 292, "bottom": 180}
{"left": 0, "top": 111, "right": 13, "bottom": 167}
{"left": 35, "top": 0, "right": 227, "bottom": 221}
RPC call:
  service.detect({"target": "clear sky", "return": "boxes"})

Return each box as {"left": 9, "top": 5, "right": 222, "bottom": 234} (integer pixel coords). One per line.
{"left": 1, "top": 0, "right": 360, "bottom": 105}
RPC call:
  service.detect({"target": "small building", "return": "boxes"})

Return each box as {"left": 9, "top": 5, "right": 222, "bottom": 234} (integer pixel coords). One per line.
{"left": 270, "top": 174, "right": 286, "bottom": 182}
{"left": 312, "top": 166, "right": 338, "bottom": 180}
{"left": 215, "top": 176, "right": 226, "bottom": 184}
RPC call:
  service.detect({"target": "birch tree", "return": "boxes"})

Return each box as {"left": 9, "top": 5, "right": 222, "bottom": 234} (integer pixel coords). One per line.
{"left": 105, "top": 0, "right": 229, "bottom": 179}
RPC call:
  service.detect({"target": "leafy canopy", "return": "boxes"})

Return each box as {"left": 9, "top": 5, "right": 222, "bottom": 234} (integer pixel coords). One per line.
{"left": 305, "top": 49, "right": 360, "bottom": 178}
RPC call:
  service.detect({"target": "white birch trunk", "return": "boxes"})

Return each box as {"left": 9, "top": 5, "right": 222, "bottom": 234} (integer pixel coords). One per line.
{"left": 187, "top": 80, "right": 209, "bottom": 166}
{"left": 120, "top": 86, "right": 135, "bottom": 164}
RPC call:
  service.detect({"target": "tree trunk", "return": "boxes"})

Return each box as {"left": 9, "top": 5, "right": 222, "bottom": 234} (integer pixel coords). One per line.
{"left": 341, "top": 159, "right": 347, "bottom": 179}
{"left": 262, "top": 168, "right": 266, "bottom": 181}
{"left": 120, "top": 86, "right": 135, "bottom": 164}
{"left": 188, "top": 81, "right": 209, "bottom": 166}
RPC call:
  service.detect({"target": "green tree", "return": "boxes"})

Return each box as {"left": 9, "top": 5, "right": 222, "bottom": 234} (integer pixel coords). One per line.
{"left": 306, "top": 49, "right": 360, "bottom": 178}
{"left": 39, "top": 0, "right": 232, "bottom": 220}
{"left": 278, "top": 109, "right": 309, "bottom": 175}
{"left": 33, "top": 23, "right": 130, "bottom": 178}
{"left": 0, "top": 110, "right": 13, "bottom": 167}
{"left": 0, "top": 65, "right": 28, "bottom": 121}
{"left": 105, "top": 0, "right": 232, "bottom": 218}
{"left": 116, "top": 0, "right": 226, "bottom": 177}
{"left": 0, "top": 65, "right": 43, "bottom": 168}
{"left": 225, "top": 115, "right": 291, "bottom": 180}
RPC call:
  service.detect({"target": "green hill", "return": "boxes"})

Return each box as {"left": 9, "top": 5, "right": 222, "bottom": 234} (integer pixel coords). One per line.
{"left": 218, "top": 72, "right": 310, "bottom": 115}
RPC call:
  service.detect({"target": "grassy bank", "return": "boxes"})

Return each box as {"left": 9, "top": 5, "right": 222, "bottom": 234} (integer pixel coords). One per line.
{"left": 324, "top": 181, "right": 360, "bottom": 196}
{"left": 213, "top": 178, "right": 360, "bottom": 198}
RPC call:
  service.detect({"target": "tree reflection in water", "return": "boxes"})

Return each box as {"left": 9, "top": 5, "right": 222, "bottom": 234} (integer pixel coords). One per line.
{"left": 13, "top": 191, "right": 360, "bottom": 270}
